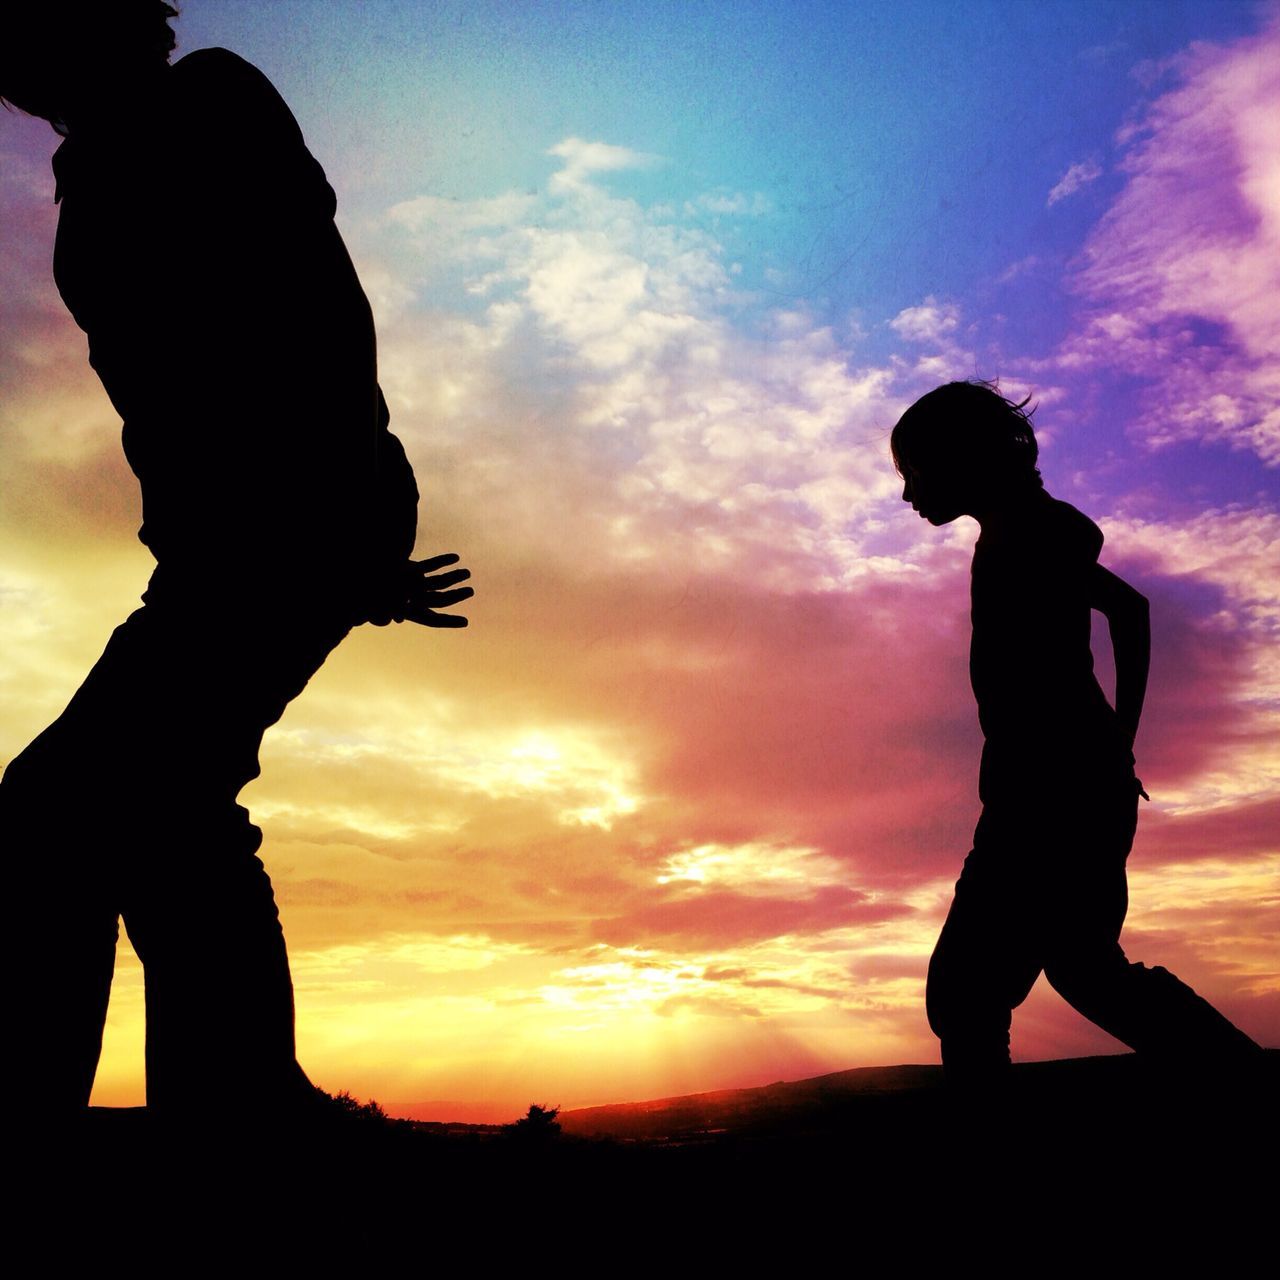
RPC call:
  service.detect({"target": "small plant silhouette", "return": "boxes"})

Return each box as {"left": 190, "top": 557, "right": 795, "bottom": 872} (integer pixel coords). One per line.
{"left": 507, "top": 1104, "right": 562, "bottom": 1141}
{"left": 325, "top": 1090, "right": 389, "bottom": 1123}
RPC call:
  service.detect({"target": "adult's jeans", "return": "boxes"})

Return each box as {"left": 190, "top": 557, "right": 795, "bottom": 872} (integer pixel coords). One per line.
{"left": 2, "top": 568, "right": 351, "bottom": 1115}
{"left": 926, "top": 767, "right": 1260, "bottom": 1086}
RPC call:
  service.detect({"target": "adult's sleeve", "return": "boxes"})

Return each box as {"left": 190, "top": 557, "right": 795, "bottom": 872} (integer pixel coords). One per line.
{"left": 160, "top": 49, "right": 415, "bottom": 574}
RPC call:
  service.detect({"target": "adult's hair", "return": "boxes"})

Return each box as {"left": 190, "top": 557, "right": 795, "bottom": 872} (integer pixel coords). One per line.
{"left": 0, "top": 1, "right": 178, "bottom": 135}
{"left": 890, "top": 379, "right": 1043, "bottom": 490}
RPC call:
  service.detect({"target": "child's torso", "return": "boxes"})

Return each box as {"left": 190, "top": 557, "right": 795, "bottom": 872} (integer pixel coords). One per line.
{"left": 969, "top": 493, "right": 1131, "bottom": 796}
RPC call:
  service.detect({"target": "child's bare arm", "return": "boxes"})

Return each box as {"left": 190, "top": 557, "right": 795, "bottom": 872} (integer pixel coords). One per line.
{"left": 1090, "top": 564, "right": 1149, "bottom": 750}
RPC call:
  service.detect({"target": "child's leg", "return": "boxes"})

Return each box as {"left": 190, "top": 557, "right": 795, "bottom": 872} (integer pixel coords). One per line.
{"left": 927, "top": 807, "right": 1044, "bottom": 1087}
{"left": 1042, "top": 779, "right": 1262, "bottom": 1066}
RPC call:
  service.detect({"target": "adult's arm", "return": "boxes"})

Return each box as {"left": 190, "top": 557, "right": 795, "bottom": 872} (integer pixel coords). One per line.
{"left": 163, "top": 49, "right": 417, "bottom": 583}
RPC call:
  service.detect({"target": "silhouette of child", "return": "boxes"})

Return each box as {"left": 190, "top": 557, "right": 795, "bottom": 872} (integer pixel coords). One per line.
{"left": 891, "top": 380, "right": 1261, "bottom": 1088}
{"left": 1, "top": 3, "right": 472, "bottom": 1117}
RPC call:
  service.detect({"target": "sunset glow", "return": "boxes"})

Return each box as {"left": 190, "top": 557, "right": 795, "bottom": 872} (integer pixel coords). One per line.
{"left": 2, "top": 0, "right": 1277, "bottom": 1121}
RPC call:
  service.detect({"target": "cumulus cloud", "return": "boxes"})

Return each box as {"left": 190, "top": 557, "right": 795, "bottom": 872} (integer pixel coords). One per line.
{"left": 373, "top": 138, "right": 951, "bottom": 602}
{"left": 886, "top": 297, "right": 977, "bottom": 387}
{"left": 889, "top": 297, "right": 959, "bottom": 344}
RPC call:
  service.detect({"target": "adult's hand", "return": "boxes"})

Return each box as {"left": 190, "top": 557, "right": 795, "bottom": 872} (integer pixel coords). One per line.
{"left": 363, "top": 553, "right": 473, "bottom": 627}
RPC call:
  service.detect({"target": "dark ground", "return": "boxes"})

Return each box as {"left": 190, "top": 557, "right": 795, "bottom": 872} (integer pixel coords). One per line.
{"left": 18, "top": 1052, "right": 1276, "bottom": 1261}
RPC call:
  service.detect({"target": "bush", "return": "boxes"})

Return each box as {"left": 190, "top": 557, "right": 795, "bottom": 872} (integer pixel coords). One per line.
{"left": 507, "top": 1104, "right": 562, "bottom": 1139}
{"left": 326, "top": 1090, "right": 389, "bottom": 1123}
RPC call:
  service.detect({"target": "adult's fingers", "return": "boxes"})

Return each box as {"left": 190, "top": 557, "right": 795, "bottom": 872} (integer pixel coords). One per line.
{"left": 404, "top": 607, "right": 469, "bottom": 628}
{"left": 418, "top": 586, "right": 475, "bottom": 608}
{"left": 412, "top": 567, "right": 471, "bottom": 590}
{"left": 411, "top": 553, "right": 462, "bottom": 573}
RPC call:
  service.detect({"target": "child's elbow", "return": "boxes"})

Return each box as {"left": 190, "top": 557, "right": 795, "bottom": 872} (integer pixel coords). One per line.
{"left": 1125, "top": 586, "right": 1150, "bottom": 626}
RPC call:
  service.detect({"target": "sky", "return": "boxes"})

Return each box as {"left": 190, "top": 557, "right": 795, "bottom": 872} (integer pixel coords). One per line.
{"left": 1, "top": 0, "right": 1277, "bottom": 1120}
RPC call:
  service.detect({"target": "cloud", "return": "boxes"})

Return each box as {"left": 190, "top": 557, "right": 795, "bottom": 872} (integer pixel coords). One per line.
{"left": 1102, "top": 508, "right": 1280, "bottom": 631}
{"left": 372, "top": 137, "right": 955, "bottom": 605}
{"left": 1063, "top": 19, "right": 1280, "bottom": 463}
{"left": 889, "top": 297, "right": 959, "bottom": 344}
{"left": 684, "top": 191, "right": 772, "bottom": 218}
{"left": 546, "top": 137, "right": 659, "bottom": 194}
{"left": 387, "top": 191, "right": 539, "bottom": 238}
{"left": 594, "top": 884, "right": 911, "bottom": 952}
{"left": 1046, "top": 159, "right": 1103, "bottom": 206}
{"left": 1139, "top": 802, "right": 1280, "bottom": 864}
{"left": 1101, "top": 508, "right": 1280, "bottom": 809}
{"left": 654, "top": 841, "right": 842, "bottom": 890}
{"left": 1122, "top": 851, "right": 1280, "bottom": 1027}
{"left": 6, "top": 95, "right": 1277, "bottom": 1107}
{"left": 885, "top": 297, "right": 976, "bottom": 386}
{"left": 996, "top": 254, "right": 1041, "bottom": 285}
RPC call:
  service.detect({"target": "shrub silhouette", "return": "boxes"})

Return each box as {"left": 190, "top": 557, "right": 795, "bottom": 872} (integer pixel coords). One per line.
{"left": 507, "top": 1104, "right": 562, "bottom": 1140}
{"left": 324, "top": 1090, "right": 389, "bottom": 1124}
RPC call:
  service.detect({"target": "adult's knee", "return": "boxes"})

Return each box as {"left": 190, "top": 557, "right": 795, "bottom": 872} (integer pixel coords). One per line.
{"left": 0, "top": 734, "right": 64, "bottom": 805}
{"left": 1, "top": 739, "right": 117, "bottom": 864}
{"left": 925, "top": 947, "right": 954, "bottom": 1039}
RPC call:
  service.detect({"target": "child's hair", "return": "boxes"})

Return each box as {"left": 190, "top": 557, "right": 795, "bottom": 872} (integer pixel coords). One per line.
{"left": 890, "top": 379, "right": 1043, "bottom": 490}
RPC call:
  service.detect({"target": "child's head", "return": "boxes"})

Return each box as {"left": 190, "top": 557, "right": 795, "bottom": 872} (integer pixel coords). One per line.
{"left": 890, "top": 380, "right": 1042, "bottom": 523}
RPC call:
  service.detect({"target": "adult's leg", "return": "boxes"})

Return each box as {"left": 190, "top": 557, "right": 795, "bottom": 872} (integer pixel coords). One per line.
{"left": 927, "top": 806, "right": 1045, "bottom": 1089}
{"left": 1, "top": 757, "right": 120, "bottom": 1111}
{"left": 125, "top": 797, "right": 308, "bottom": 1113}
{"left": 0, "top": 599, "right": 191, "bottom": 1113}
{"left": 1042, "top": 777, "right": 1262, "bottom": 1066}
{"left": 98, "top": 577, "right": 349, "bottom": 1114}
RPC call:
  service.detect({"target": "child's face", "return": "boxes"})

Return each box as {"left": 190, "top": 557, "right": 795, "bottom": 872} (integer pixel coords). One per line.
{"left": 896, "top": 453, "right": 983, "bottom": 527}
{"left": 899, "top": 457, "right": 971, "bottom": 525}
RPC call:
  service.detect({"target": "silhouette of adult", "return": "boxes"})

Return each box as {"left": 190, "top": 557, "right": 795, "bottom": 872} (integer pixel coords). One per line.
{"left": 892, "top": 381, "right": 1262, "bottom": 1090}
{"left": 1, "top": 3, "right": 471, "bottom": 1117}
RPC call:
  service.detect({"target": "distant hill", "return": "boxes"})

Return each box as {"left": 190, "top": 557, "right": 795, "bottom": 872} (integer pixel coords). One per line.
{"left": 558, "top": 1050, "right": 1278, "bottom": 1144}
{"left": 560, "top": 1060, "right": 944, "bottom": 1140}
